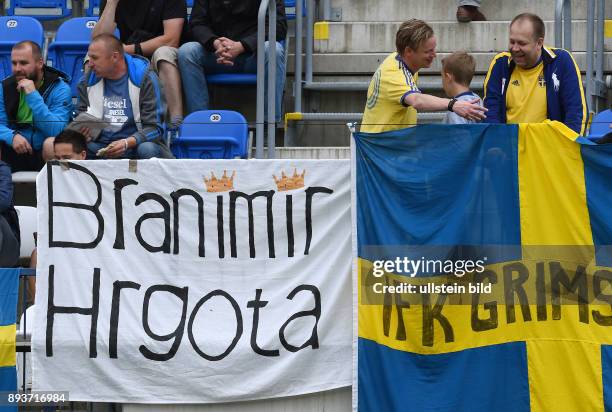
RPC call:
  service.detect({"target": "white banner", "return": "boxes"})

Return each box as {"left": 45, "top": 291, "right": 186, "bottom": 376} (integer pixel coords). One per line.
{"left": 32, "top": 159, "right": 352, "bottom": 403}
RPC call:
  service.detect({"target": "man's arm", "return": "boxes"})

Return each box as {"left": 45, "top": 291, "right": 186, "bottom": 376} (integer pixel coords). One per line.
{"left": 482, "top": 53, "right": 508, "bottom": 124}
{"left": 558, "top": 51, "right": 588, "bottom": 134}
{"left": 125, "top": 18, "right": 184, "bottom": 55}
{"left": 0, "top": 161, "right": 12, "bottom": 213}
{"left": 75, "top": 76, "right": 90, "bottom": 116}
{"left": 124, "top": 0, "right": 187, "bottom": 55}
{"left": 25, "top": 81, "right": 72, "bottom": 144}
{"left": 72, "top": 76, "right": 97, "bottom": 140}
{"left": 190, "top": 0, "right": 217, "bottom": 51}
{"left": 0, "top": 87, "right": 16, "bottom": 146}
{"left": 134, "top": 71, "right": 165, "bottom": 145}
{"left": 405, "top": 93, "right": 487, "bottom": 121}
{"left": 0, "top": 85, "right": 32, "bottom": 153}
{"left": 92, "top": 0, "right": 118, "bottom": 38}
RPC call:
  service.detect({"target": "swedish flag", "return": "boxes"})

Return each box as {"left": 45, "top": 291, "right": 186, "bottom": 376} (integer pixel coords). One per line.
{"left": 0, "top": 269, "right": 18, "bottom": 408}
{"left": 354, "top": 122, "right": 612, "bottom": 411}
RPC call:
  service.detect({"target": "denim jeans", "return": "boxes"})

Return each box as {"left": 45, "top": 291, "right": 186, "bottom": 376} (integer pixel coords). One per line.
{"left": 87, "top": 141, "right": 169, "bottom": 159}
{"left": 178, "top": 41, "right": 286, "bottom": 122}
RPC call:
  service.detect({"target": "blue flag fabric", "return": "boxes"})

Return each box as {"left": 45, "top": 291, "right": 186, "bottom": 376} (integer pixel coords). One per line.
{"left": 354, "top": 122, "right": 612, "bottom": 412}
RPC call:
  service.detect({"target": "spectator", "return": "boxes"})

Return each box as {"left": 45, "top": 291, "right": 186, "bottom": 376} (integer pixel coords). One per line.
{"left": 178, "top": 0, "right": 287, "bottom": 122}
{"left": 0, "top": 160, "right": 19, "bottom": 267}
{"left": 361, "top": 19, "right": 486, "bottom": 133}
{"left": 53, "top": 129, "right": 87, "bottom": 160}
{"left": 441, "top": 52, "right": 483, "bottom": 124}
{"left": 94, "top": 0, "right": 189, "bottom": 136}
{"left": 77, "top": 34, "right": 173, "bottom": 159}
{"left": 483, "top": 13, "right": 588, "bottom": 134}
{"left": 0, "top": 41, "right": 72, "bottom": 171}
{"left": 27, "top": 129, "right": 87, "bottom": 302}
{"left": 456, "top": 1, "right": 486, "bottom": 23}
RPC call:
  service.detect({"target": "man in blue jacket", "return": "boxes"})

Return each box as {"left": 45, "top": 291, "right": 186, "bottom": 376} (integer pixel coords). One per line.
{"left": 0, "top": 160, "right": 19, "bottom": 267}
{"left": 0, "top": 41, "right": 72, "bottom": 171}
{"left": 483, "top": 13, "right": 588, "bottom": 134}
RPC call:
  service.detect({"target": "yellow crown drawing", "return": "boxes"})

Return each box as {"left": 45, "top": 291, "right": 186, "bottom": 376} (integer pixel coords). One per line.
{"left": 273, "top": 169, "right": 306, "bottom": 191}
{"left": 204, "top": 170, "right": 235, "bottom": 192}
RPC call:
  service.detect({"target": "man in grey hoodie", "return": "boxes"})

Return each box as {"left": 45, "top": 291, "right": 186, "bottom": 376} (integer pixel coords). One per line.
{"left": 76, "top": 34, "right": 172, "bottom": 159}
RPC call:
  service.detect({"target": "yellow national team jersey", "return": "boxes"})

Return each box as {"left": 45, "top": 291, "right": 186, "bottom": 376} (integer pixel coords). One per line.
{"left": 361, "top": 52, "right": 420, "bottom": 133}
{"left": 506, "top": 61, "right": 548, "bottom": 124}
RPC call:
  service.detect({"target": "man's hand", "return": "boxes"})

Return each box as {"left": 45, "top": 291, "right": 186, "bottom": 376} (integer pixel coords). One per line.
{"left": 212, "top": 38, "right": 231, "bottom": 66}
{"left": 16, "top": 79, "right": 36, "bottom": 95}
{"left": 452, "top": 98, "right": 488, "bottom": 121}
{"left": 214, "top": 37, "right": 245, "bottom": 66}
{"left": 12, "top": 134, "right": 33, "bottom": 155}
{"left": 101, "top": 137, "right": 135, "bottom": 158}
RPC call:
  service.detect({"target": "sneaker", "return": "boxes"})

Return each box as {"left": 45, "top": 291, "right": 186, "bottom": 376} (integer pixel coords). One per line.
{"left": 456, "top": 6, "right": 487, "bottom": 23}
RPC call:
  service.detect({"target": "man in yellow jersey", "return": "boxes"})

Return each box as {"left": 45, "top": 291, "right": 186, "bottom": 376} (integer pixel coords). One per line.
{"left": 483, "top": 13, "right": 587, "bottom": 134}
{"left": 361, "top": 19, "right": 486, "bottom": 133}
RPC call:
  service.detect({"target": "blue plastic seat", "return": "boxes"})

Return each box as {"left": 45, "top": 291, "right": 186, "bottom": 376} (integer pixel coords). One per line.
{"left": 83, "top": 0, "right": 100, "bottom": 17}
{"left": 172, "top": 110, "right": 249, "bottom": 159}
{"left": 588, "top": 109, "right": 612, "bottom": 140}
{"left": 284, "top": 0, "right": 295, "bottom": 19}
{"left": 206, "top": 39, "right": 285, "bottom": 87}
{"left": 5, "top": 0, "right": 72, "bottom": 20}
{"left": 206, "top": 74, "right": 258, "bottom": 85}
{"left": 47, "top": 17, "right": 118, "bottom": 97}
{"left": 0, "top": 16, "right": 44, "bottom": 80}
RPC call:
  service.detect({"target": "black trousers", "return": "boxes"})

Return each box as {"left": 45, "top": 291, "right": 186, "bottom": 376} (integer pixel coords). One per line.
{"left": 0, "top": 142, "right": 45, "bottom": 172}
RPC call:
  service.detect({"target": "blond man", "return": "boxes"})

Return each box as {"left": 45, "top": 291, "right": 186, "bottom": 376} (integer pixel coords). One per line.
{"left": 362, "top": 19, "right": 486, "bottom": 133}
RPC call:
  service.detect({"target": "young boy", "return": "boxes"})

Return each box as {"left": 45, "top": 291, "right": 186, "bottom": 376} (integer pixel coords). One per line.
{"left": 53, "top": 129, "right": 87, "bottom": 160}
{"left": 441, "top": 52, "right": 483, "bottom": 124}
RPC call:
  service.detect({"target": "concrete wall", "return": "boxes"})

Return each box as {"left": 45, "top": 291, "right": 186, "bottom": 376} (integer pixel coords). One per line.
{"left": 315, "top": 21, "right": 612, "bottom": 54}
{"left": 332, "top": 0, "right": 612, "bottom": 22}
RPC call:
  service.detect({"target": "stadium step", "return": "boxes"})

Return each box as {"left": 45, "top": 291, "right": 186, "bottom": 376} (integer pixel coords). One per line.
{"left": 293, "top": 75, "right": 485, "bottom": 92}
{"left": 287, "top": 52, "right": 612, "bottom": 75}
{"left": 330, "top": 0, "right": 612, "bottom": 22}
{"left": 313, "top": 21, "right": 612, "bottom": 53}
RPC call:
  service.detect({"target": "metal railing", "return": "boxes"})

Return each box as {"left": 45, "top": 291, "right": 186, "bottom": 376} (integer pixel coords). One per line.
{"left": 555, "top": 0, "right": 572, "bottom": 50}
{"left": 557, "top": 0, "right": 608, "bottom": 113}
{"left": 287, "top": 0, "right": 367, "bottom": 144}
{"left": 586, "top": 0, "right": 607, "bottom": 113}
{"left": 255, "top": 0, "right": 278, "bottom": 158}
